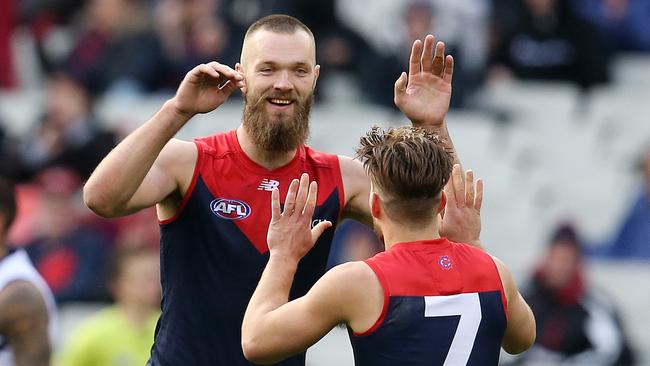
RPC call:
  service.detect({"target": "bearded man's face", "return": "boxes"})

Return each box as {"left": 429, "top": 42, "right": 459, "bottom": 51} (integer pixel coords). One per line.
{"left": 238, "top": 29, "right": 320, "bottom": 153}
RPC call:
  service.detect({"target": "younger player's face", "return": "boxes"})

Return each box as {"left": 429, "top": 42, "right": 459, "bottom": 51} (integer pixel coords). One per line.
{"left": 239, "top": 29, "right": 319, "bottom": 152}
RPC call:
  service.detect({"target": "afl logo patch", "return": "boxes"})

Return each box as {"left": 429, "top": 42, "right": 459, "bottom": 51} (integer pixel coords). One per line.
{"left": 210, "top": 198, "right": 251, "bottom": 220}
{"left": 438, "top": 255, "right": 453, "bottom": 270}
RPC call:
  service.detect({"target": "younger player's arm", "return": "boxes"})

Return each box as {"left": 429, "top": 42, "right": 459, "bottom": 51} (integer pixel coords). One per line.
{"left": 395, "top": 35, "right": 459, "bottom": 165}
{"left": 83, "top": 62, "right": 244, "bottom": 218}
{"left": 0, "top": 281, "right": 50, "bottom": 366}
{"left": 492, "top": 256, "right": 536, "bottom": 354}
{"left": 339, "top": 35, "right": 460, "bottom": 229}
{"left": 242, "top": 259, "right": 376, "bottom": 364}
{"left": 242, "top": 174, "right": 377, "bottom": 364}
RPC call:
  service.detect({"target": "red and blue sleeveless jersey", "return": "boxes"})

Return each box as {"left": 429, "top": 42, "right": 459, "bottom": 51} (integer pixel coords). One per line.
{"left": 349, "top": 238, "right": 508, "bottom": 366}
{"left": 149, "top": 130, "right": 345, "bottom": 366}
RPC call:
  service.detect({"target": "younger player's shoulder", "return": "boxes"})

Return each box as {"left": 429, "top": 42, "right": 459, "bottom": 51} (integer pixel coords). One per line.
{"left": 318, "top": 261, "right": 384, "bottom": 323}
{"left": 329, "top": 261, "right": 376, "bottom": 281}
{"left": 319, "top": 261, "right": 378, "bottom": 298}
{"left": 487, "top": 254, "right": 517, "bottom": 299}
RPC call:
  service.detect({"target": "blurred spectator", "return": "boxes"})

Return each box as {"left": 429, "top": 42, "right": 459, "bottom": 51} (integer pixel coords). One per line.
{"left": 337, "top": 0, "right": 489, "bottom": 108}
{"left": 396, "top": 0, "right": 483, "bottom": 107}
{"left": 328, "top": 220, "right": 382, "bottom": 268}
{"left": 154, "top": 0, "right": 239, "bottom": 88}
{"left": 63, "top": 0, "right": 166, "bottom": 95}
{"left": 59, "top": 246, "right": 160, "bottom": 366}
{"left": 17, "top": 0, "right": 87, "bottom": 75}
{"left": 23, "top": 167, "right": 110, "bottom": 303}
{"left": 112, "top": 207, "right": 160, "bottom": 251}
{"left": 0, "top": 0, "right": 17, "bottom": 88}
{"left": 514, "top": 224, "right": 635, "bottom": 365}
{"left": 590, "top": 146, "right": 650, "bottom": 259}
{"left": 572, "top": 0, "right": 650, "bottom": 52}
{"left": 0, "top": 124, "right": 23, "bottom": 179}
{"left": 221, "top": 0, "right": 396, "bottom": 106}
{"left": 275, "top": 0, "right": 397, "bottom": 106}
{"left": 490, "top": 0, "right": 609, "bottom": 89}
{"left": 18, "top": 72, "right": 116, "bottom": 181}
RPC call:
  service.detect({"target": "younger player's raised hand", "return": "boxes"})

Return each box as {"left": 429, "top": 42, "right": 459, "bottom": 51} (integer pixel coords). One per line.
{"left": 170, "top": 61, "right": 245, "bottom": 118}
{"left": 267, "top": 173, "right": 332, "bottom": 262}
{"left": 394, "top": 34, "right": 453, "bottom": 129}
{"left": 440, "top": 164, "right": 483, "bottom": 248}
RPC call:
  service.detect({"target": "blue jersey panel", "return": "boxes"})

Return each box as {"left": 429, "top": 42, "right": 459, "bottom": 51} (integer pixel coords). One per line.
{"left": 350, "top": 291, "right": 506, "bottom": 366}
{"left": 149, "top": 177, "right": 340, "bottom": 366}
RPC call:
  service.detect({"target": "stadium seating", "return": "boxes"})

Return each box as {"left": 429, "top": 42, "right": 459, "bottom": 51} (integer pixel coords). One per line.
{"left": 2, "top": 56, "right": 649, "bottom": 364}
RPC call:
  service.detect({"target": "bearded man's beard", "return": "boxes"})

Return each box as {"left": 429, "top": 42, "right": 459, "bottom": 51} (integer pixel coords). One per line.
{"left": 242, "top": 89, "right": 313, "bottom": 153}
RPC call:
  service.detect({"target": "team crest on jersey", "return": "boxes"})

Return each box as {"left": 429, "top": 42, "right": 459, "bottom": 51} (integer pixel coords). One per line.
{"left": 210, "top": 198, "right": 251, "bottom": 220}
{"left": 438, "top": 255, "right": 453, "bottom": 270}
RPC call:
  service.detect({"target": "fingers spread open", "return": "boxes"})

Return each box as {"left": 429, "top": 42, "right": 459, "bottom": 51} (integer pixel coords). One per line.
{"left": 311, "top": 220, "right": 332, "bottom": 244}
{"left": 270, "top": 187, "right": 281, "bottom": 221}
{"left": 295, "top": 173, "right": 310, "bottom": 215}
{"left": 303, "top": 181, "right": 318, "bottom": 219}
{"left": 475, "top": 178, "right": 484, "bottom": 211}
{"left": 421, "top": 35, "right": 436, "bottom": 73}
{"left": 283, "top": 178, "right": 300, "bottom": 216}
{"left": 451, "top": 164, "right": 465, "bottom": 208}
{"left": 409, "top": 39, "right": 423, "bottom": 77}
{"left": 432, "top": 41, "right": 446, "bottom": 76}
{"left": 465, "top": 170, "right": 475, "bottom": 209}
{"left": 394, "top": 72, "right": 407, "bottom": 96}
{"left": 443, "top": 55, "right": 454, "bottom": 83}
{"left": 443, "top": 179, "right": 456, "bottom": 206}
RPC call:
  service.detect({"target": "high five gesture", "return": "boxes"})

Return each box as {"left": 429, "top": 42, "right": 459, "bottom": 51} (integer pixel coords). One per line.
{"left": 395, "top": 35, "right": 454, "bottom": 129}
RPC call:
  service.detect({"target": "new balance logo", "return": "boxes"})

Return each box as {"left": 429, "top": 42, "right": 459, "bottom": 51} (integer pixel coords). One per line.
{"left": 258, "top": 179, "right": 280, "bottom": 191}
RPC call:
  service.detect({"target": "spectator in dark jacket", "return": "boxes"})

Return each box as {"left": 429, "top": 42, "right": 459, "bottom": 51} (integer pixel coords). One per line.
{"left": 63, "top": 0, "right": 166, "bottom": 95}
{"left": 490, "top": 0, "right": 609, "bottom": 89}
{"left": 515, "top": 224, "right": 635, "bottom": 365}
{"left": 18, "top": 72, "right": 116, "bottom": 181}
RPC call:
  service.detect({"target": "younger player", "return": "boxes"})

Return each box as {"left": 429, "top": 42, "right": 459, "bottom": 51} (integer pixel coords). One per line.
{"left": 242, "top": 126, "right": 536, "bottom": 365}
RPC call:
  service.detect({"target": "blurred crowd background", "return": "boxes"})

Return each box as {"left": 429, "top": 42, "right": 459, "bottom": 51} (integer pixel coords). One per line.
{"left": 0, "top": 0, "right": 649, "bottom": 365}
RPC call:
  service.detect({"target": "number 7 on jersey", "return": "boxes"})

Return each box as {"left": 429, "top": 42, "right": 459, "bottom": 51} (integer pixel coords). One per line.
{"left": 424, "top": 293, "right": 482, "bottom": 365}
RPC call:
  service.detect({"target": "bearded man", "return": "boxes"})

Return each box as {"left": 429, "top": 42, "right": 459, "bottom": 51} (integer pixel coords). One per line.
{"left": 84, "top": 14, "right": 469, "bottom": 366}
